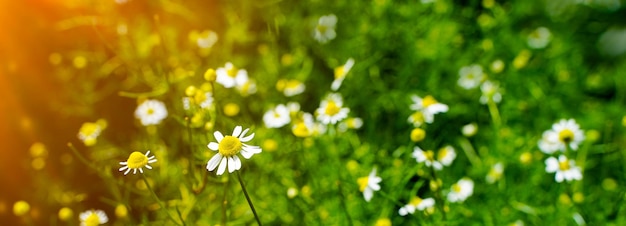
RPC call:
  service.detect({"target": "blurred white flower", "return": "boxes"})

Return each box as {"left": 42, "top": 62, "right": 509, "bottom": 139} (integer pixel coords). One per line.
{"left": 545, "top": 155, "right": 582, "bottom": 182}
{"left": 338, "top": 117, "right": 363, "bottom": 132}
{"left": 462, "top": 123, "right": 478, "bottom": 137}
{"left": 412, "top": 146, "right": 443, "bottom": 170}
{"left": 398, "top": 196, "right": 435, "bottom": 216}
{"left": 79, "top": 209, "right": 108, "bottom": 226}
{"left": 331, "top": 58, "right": 354, "bottom": 91}
{"left": 357, "top": 168, "right": 382, "bottom": 202}
{"left": 236, "top": 79, "right": 257, "bottom": 96}
{"left": 486, "top": 162, "right": 504, "bottom": 184}
{"left": 316, "top": 93, "right": 350, "bottom": 124}
{"left": 527, "top": 27, "right": 551, "bottom": 49}
{"left": 207, "top": 126, "right": 262, "bottom": 175}
{"left": 215, "top": 62, "right": 248, "bottom": 88}
{"left": 314, "top": 14, "right": 337, "bottom": 43}
{"left": 437, "top": 146, "right": 456, "bottom": 167}
{"left": 479, "top": 80, "right": 502, "bottom": 104}
{"left": 135, "top": 99, "right": 168, "bottom": 126}
{"left": 263, "top": 104, "right": 291, "bottom": 128}
{"left": 447, "top": 178, "right": 474, "bottom": 203}
{"left": 538, "top": 119, "right": 585, "bottom": 154}
{"left": 458, "top": 64, "right": 485, "bottom": 89}
{"left": 410, "top": 95, "right": 448, "bottom": 124}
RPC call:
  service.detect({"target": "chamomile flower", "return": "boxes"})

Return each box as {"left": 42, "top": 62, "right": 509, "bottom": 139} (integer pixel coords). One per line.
{"left": 545, "top": 155, "right": 582, "bottom": 182}
{"left": 135, "top": 99, "right": 168, "bottom": 126}
{"left": 437, "top": 146, "right": 456, "bottom": 166}
{"left": 316, "top": 93, "right": 350, "bottom": 125}
{"left": 538, "top": 119, "right": 585, "bottom": 154}
{"left": 292, "top": 112, "right": 316, "bottom": 137}
{"left": 119, "top": 151, "right": 157, "bottom": 175}
{"left": 195, "top": 30, "right": 218, "bottom": 49}
{"left": 447, "top": 178, "right": 474, "bottom": 203}
{"left": 77, "top": 119, "right": 107, "bottom": 146}
{"left": 462, "top": 123, "right": 478, "bottom": 137}
{"left": 398, "top": 196, "right": 435, "bottom": 216}
{"left": 314, "top": 14, "right": 337, "bottom": 43}
{"left": 338, "top": 117, "right": 363, "bottom": 132}
{"left": 407, "top": 111, "right": 426, "bottom": 127}
{"left": 277, "top": 79, "right": 306, "bottom": 97}
{"left": 263, "top": 104, "right": 291, "bottom": 128}
{"left": 236, "top": 79, "right": 257, "bottom": 96}
{"left": 215, "top": 62, "right": 249, "bottom": 88}
{"left": 331, "top": 58, "right": 355, "bottom": 91}
{"left": 207, "top": 126, "right": 262, "bottom": 175}
{"left": 527, "top": 27, "right": 551, "bottom": 49}
{"left": 458, "top": 64, "right": 485, "bottom": 89}
{"left": 410, "top": 95, "right": 448, "bottom": 124}
{"left": 79, "top": 209, "right": 108, "bottom": 226}
{"left": 357, "top": 168, "right": 382, "bottom": 202}
{"left": 486, "top": 162, "right": 504, "bottom": 184}
{"left": 479, "top": 80, "right": 502, "bottom": 104}
{"left": 412, "top": 146, "right": 443, "bottom": 170}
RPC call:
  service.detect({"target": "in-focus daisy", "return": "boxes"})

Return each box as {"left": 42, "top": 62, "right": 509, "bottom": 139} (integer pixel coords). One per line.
{"left": 458, "top": 64, "right": 485, "bottom": 89}
{"left": 277, "top": 79, "right": 306, "bottom": 97}
{"left": 77, "top": 119, "right": 107, "bottom": 146}
{"left": 527, "top": 27, "right": 551, "bottom": 49}
{"left": 314, "top": 14, "right": 337, "bottom": 43}
{"left": 315, "top": 93, "right": 350, "bottom": 124}
{"left": 410, "top": 95, "right": 448, "bottom": 124}
{"left": 263, "top": 104, "right": 291, "bottom": 128}
{"left": 412, "top": 146, "right": 443, "bottom": 170}
{"left": 135, "top": 99, "right": 168, "bottom": 126}
{"left": 447, "top": 178, "right": 474, "bottom": 203}
{"left": 479, "top": 80, "right": 502, "bottom": 104}
{"left": 79, "top": 209, "right": 108, "bottom": 226}
{"left": 398, "top": 196, "right": 435, "bottom": 216}
{"left": 119, "top": 150, "right": 157, "bottom": 175}
{"left": 215, "top": 62, "right": 249, "bottom": 88}
{"left": 331, "top": 58, "right": 355, "bottom": 91}
{"left": 486, "top": 162, "right": 504, "bottom": 184}
{"left": 207, "top": 126, "right": 262, "bottom": 175}
{"left": 357, "top": 168, "right": 382, "bottom": 202}
{"left": 437, "top": 146, "right": 456, "bottom": 167}
{"left": 545, "top": 155, "right": 582, "bottom": 182}
{"left": 538, "top": 119, "right": 585, "bottom": 154}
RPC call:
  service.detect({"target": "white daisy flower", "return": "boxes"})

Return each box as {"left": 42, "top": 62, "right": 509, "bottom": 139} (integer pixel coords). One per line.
{"left": 77, "top": 120, "right": 106, "bottom": 146}
{"left": 236, "top": 79, "right": 257, "bottom": 96}
{"left": 292, "top": 112, "right": 316, "bottom": 137}
{"left": 412, "top": 146, "right": 443, "bottom": 170}
{"left": 398, "top": 196, "right": 435, "bottom": 216}
{"left": 331, "top": 58, "right": 355, "bottom": 91}
{"left": 207, "top": 126, "right": 262, "bottom": 175}
{"left": 79, "top": 209, "right": 108, "bottom": 226}
{"left": 528, "top": 27, "right": 551, "bottom": 49}
{"left": 486, "top": 162, "right": 504, "bottom": 184}
{"left": 215, "top": 62, "right": 249, "bottom": 88}
{"left": 134, "top": 99, "right": 168, "bottom": 126}
{"left": 479, "top": 80, "right": 502, "bottom": 104}
{"left": 407, "top": 111, "right": 425, "bottom": 127}
{"left": 315, "top": 93, "right": 350, "bottom": 125}
{"left": 263, "top": 104, "right": 291, "bottom": 128}
{"left": 538, "top": 119, "right": 585, "bottom": 154}
{"left": 196, "top": 30, "right": 218, "bottom": 49}
{"left": 447, "top": 178, "right": 474, "bottom": 203}
{"left": 410, "top": 95, "right": 448, "bottom": 124}
{"left": 314, "top": 14, "right": 337, "bottom": 43}
{"left": 280, "top": 79, "right": 306, "bottom": 97}
{"left": 545, "top": 155, "right": 582, "bottom": 182}
{"left": 338, "top": 117, "right": 363, "bottom": 132}
{"left": 357, "top": 168, "right": 382, "bottom": 202}
{"left": 119, "top": 150, "right": 157, "bottom": 175}
{"left": 437, "top": 146, "right": 456, "bottom": 166}
{"left": 458, "top": 64, "right": 485, "bottom": 89}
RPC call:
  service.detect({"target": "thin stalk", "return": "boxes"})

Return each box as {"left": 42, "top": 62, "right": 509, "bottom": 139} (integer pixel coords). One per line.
{"left": 222, "top": 177, "right": 229, "bottom": 225}
{"left": 141, "top": 174, "right": 183, "bottom": 226}
{"left": 236, "top": 171, "right": 262, "bottom": 226}
{"left": 487, "top": 100, "right": 501, "bottom": 129}
{"left": 430, "top": 167, "right": 447, "bottom": 224}
{"left": 67, "top": 143, "right": 99, "bottom": 172}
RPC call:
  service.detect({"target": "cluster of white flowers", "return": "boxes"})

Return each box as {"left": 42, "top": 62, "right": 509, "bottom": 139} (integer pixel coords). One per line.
{"left": 412, "top": 145, "right": 456, "bottom": 171}
{"left": 539, "top": 119, "right": 585, "bottom": 183}
{"left": 407, "top": 95, "right": 448, "bottom": 127}
{"left": 457, "top": 64, "right": 503, "bottom": 104}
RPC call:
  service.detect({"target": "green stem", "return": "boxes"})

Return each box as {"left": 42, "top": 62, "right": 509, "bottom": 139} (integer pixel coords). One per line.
{"left": 236, "top": 171, "right": 262, "bottom": 226}
{"left": 487, "top": 100, "right": 501, "bottom": 129}
{"left": 141, "top": 174, "right": 183, "bottom": 226}
{"left": 67, "top": 143, "right": 99, "bottom": 172}
{"left": 430, "top": 167, "right": 447, "bottom": 224}
{"left": 222, "top": 177, "right": 229, "bottom": 225}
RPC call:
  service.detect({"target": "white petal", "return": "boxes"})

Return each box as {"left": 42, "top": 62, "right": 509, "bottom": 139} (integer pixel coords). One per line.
{"left": 207, "top": 154, "right": 222, "bottom": 171}
{"left": 233, "top": 155, "right": 242, "bottom": 170}
{"left": 214, "top": 131, "right": 224, "bottom": 142}
{"left": 232, "top": 126, "right": 242, "bottom": 137}
{"left": 228, "top": 157, "right": 236, "bottom": 173}
{"left": 217, "top": 157, "right": 228, "bottom": 175}
{"left": 124, "top": 168, "right": 131, "bottom": 175}
{"left": 208, "top": 142, "right": 219, "bottom": 151}
{"left": 363, "top": 188, "right": 373, "bottom": 202}
{"left": 240, "top": 132, "right": 255, "bottom": 142}
{"left": 240, "top": 128, "right": 250, "bottom": 138}
{"left": 119, "top": 166, "right": 128, "bottom": 171}
{"left": 240, "top": 149, "right": 254, "bottom": 159}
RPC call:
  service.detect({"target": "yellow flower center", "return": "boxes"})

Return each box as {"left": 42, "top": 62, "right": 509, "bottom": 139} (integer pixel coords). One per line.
{"left": 334, "top": 66, "right": 346, "bottom": 79}
{"left": 422, "top": 95, "right": 437, "bottom": 108}
{"left": 84, "top": 213, "right": 101, "bottom": 226}
{"left": 424, "top": 150, "right": 435, "bottom": 161}
{"left": 324, "top": 101, "right": 341, "bottom": 116}
{"left": 559, "top": 159, "right": 570, "bottom": 171}
{"left": 286, "top": 80, "right": 302, "bottom": 89}
{"left": 218, "top": 136, "right": 242, "bottom": 157}
{"left": 410, "top": 111, "right": 425, "bottom": 123}
{"left": 126, "top": 152, "right": 148, "bottom": 169}
{"left": 357, "top": 176, "right": 369, "bottom": 192}
{"left": 409, "top": 197, "right": 423, "bottom": 206}
{"left": 146, "top": 108, "right": 155, "bottom": 115}
{"left": 437, "top": 148, "right": 448, "bottom": 161}
{"left": 452, "top": 184, "right": 462, "bottom": 193}
{"left": 559, "top": 129, "right": 574, "bottom": 143}
{"left": 226, "top": 66, "right": 238, "bottom": 78}
{"left": 293, "top": 122, "right": 311, "bottom": 138}
{"left": 80, "top": 123, "right": 100, "bottom": 136}
{"left": 316, "top": 24, "right": 328, "bottom": 34}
